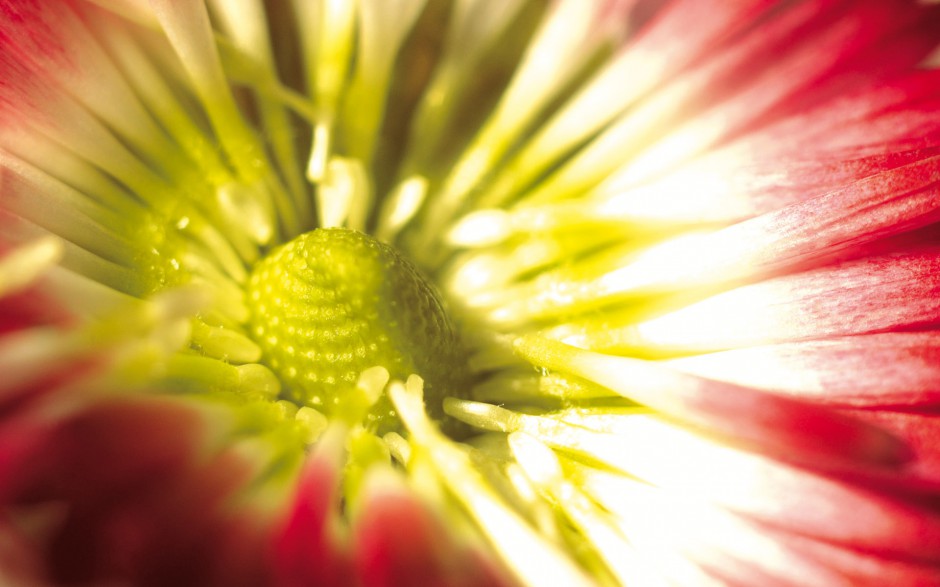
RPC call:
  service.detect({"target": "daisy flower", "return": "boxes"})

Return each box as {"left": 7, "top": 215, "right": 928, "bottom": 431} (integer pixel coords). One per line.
{"left": 2, "top": 0, "right": 940, "bottom": 585}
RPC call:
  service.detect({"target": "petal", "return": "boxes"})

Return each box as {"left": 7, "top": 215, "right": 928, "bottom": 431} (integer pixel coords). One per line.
{"left": 506, "top": 0, "right": 940, "bottom": 206}
{"left": 0, "top": 238, "right": 69, "bottom": 333}
{"left": 0, "top": 515, "right": 48, "bottom": 587}
{"left": 567, "top": 416, "right": 940, "bottom": 562}
{"left": 577, "top": 249, "right": 940, "bottom": 352}
{"left": 585, "top": 143, "right": 940, "bottom": 229}
{"left": 582, "top": 471, "right": 940, "bottom": 587}
{"left": 3, "top": 395, "right": 281, "bottom": 586}
{"left": 390, "top": 377, "right": 595, "bottom": 587}
{"left": 840, "top": 409, "right": 940, "bottom": 484}
{"left": 666, "top": 333, "right": 940, "bottom": 408}
{"left": 458, "top": 0, "right": 778, "bottom": 210}
{"left": 352, "top": 467, "right": 509, "bottom": 587}
{"left": 513, "top": 336, "right": 910, "bottom": 469}
{"left": 273, "top": 425, "right": 352, "bottom": 587}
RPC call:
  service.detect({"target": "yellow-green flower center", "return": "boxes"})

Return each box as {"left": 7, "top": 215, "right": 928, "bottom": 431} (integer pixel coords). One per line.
{"left": 246, "top": 227, "right": 467, "bottom": 434}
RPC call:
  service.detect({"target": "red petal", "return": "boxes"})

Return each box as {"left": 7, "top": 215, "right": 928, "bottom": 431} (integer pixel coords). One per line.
{"left": 516, "top": 337, "right": 910, "bottom": 469}
{"left": 733, "top": 158, "right": 940, "bottom": 277}
{"left": 530, "top": 0, "right": 940, "bottom": 199}
{"left": 3, "top": 396, "right": 275, "bottom": 586}
{"left": 616, "top": 249, "right": 940, "bottom": 352}
{"left": 0, "top": 0, "right": 74, "bottom": 126}
{"left": 840, "top": 410, "right": 940, "bottom": 484}
{"left": 352, "top": 469, "right": 510, "bottom": 587}
{"left": 0, "top": 516, "right": 47, "bottom": 587}
{"left": 273, "top": 427, "right": 351, "bottom": 587}
{"left": 601, "top": 142, "right": 940, "bottom": 228}
{"left": 578, "top": 416, "right": 940, "bottom": 562}
{"left": 667, "top": 332, "right": 940, "bottom": 408}
{"left": 597, "top": 478, "right": 940, "bottom": 586}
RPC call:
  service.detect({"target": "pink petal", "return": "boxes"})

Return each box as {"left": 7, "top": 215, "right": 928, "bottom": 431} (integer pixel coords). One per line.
{"left": 595, "top": 478, "right": 940, "bottom": 586}
{"left": 516, "top": 337, "right": 910, "bottom": 469}
{"left": 0, "top": 516, "right": 47, "bottom": 587}
{"left": 0, "top": 0, "right": 85, "bottom": 128}
{"left": 771, "top": 530, "right": 940, "bottom": 587}
{"left": 2, "top": 396, "right": 275, "bottom": 586}
{"left": 0, "top": 240, "right": 72, "bottom": 334}
{"left": 533, "top": 0, "right": 940, "bottom": 199}
{"left": 745, "top": 1, "right": 940, "bottom": 127}
{"left": 0, "top": 411, "right": 54, "bottom": 503}
{"left": 352, "top": 468, "right": 509, "bottom": 587}
{"left": 667, "top": 333, "right": 940, "bottom": 408}
{"left": 595, "top": 143, "right": 940, "bottom": 228}
{"left": 839, "top": 409, "right": 940, "bottom": 484}
{"left": 632, "top": 0, "right": 776, "bottom": 72}
{"left": 0, "top": 0, "right": 169, "bottom": 155}
{"left": 0, "top": 289, "right": 71, "bottom": 334}
{"left": 506, "top": 0, "right": 777, "bottom": 193}
{"left": 705, "top": 518, "right": 940, "bottom": 587}
{"left": 576, "top": 416, "right": 940, "bottom": 562}
{"left": 616, "top": 249, "right": 940, "bottom": 352}
{"left": 273, "top": 427, "right": 351, "bottom": 587}
{"left": 753, "top": 66, "right": 940, "bottom": 153}
{"left": 729, "top": 158, "right": 940, "bottom": 277}
{"left": 603, "top": 158, "right": 940, "bottom": 294}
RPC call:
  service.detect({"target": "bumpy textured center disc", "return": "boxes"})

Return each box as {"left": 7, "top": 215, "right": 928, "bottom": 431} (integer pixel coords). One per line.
{"left": 246, "top": 228, "right": 467, "bottom": 433}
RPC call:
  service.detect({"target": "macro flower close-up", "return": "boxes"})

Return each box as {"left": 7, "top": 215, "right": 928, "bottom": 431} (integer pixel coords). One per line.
{"left": 4, "top": 0, "right": 940, "bottom": 585}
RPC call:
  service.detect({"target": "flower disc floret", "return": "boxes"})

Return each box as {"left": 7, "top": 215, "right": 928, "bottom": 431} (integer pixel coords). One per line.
{"left": 246, "top": 228, "right": 466, "bottom": 433}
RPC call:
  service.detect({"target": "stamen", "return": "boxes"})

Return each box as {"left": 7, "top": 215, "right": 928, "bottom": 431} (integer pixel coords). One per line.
{"left": 166, "top": 355, "right": 281, "bottom": 400}
{"left": 395, "top": 0, "right": 529, "bottom": 178}
{"left": 447, "top": 210, "right": 511, "bottom": 247}
{"left": 295, "top": 406, "right": 329, "bottom": 445}
{"left": 189, "top": 320, "right": 262, "bottom": 364}
{"left": 316, "top": 157, "right": 371, "bottom": 230}
{"left": 341, "top": 0, "right": 428, "bottom": 165}
{"left": 375, "top": 176, "right": 428, "bottom": 241}
{"left": 300, "top": 0, "right": 356, "bottom": 184}
{"left": 216, "top": 182, "right": 275, "bottom": 246}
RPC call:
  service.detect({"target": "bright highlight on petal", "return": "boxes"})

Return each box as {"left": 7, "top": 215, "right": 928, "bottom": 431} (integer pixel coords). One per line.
{"left": 390, "top": 377, "right": 595, "bottom": 587}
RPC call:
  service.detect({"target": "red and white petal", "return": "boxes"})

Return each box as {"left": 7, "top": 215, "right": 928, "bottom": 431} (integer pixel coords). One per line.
{"left": 352, "top": 467, "right": 510, "bottom": 587}
{"left": 2, "top": 394, "right": 281, "bottom": 587}
{"left": 666, "top": 333, "right": 940, "bottom": 408}
{"left": 273, "top": 425, "right": 352, "bottom": 587}
{"left": 514, "top": 336, "right": 910, "bottom": 469}
{"left": 575, "top": 249, "right": 940, "bottom": 353}
{"left": 565, "top": 416, "right": 940, "bottom": 563}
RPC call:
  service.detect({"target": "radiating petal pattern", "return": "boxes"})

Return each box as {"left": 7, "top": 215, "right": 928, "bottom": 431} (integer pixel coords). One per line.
{"left": 1, "top": 0, "right": 940, "bottom": 585}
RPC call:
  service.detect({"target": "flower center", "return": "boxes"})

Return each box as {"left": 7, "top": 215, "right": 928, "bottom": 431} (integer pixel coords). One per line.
{"left": 245, "top": 228, "right": 468, "bottom": 434}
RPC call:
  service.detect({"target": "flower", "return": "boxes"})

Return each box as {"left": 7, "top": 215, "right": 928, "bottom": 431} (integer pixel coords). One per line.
{"left": 3, "top": 0, "right": 940, "bottom": 585}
